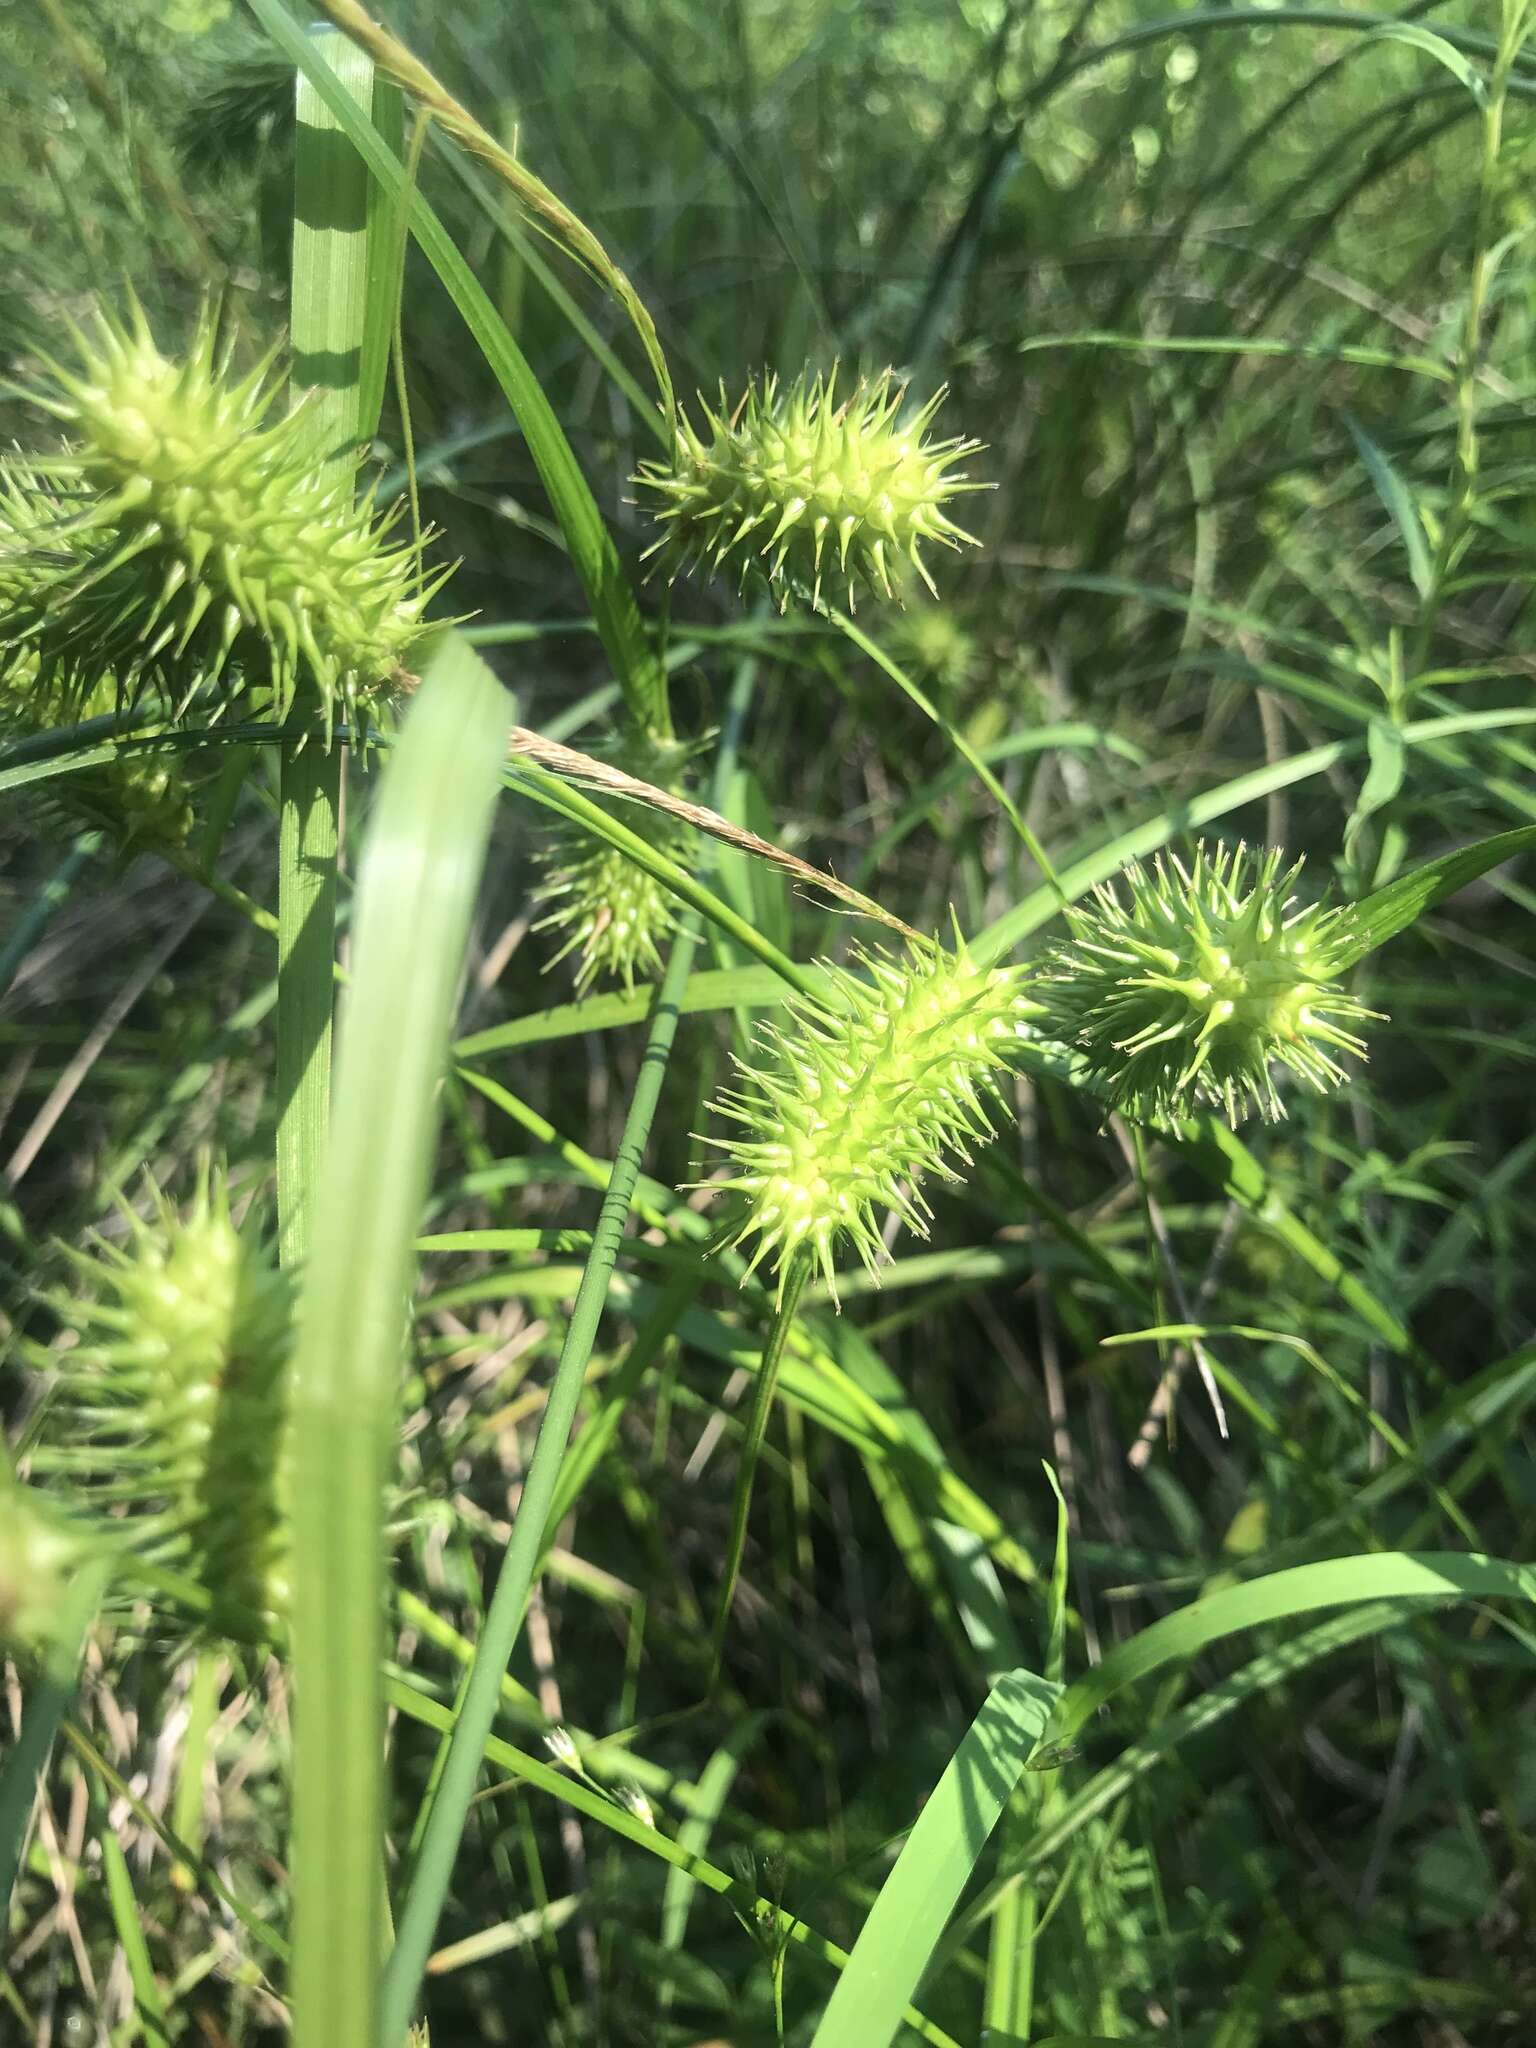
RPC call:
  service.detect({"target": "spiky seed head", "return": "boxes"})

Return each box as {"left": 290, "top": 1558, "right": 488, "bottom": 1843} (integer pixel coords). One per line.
{"left": 889, "top": 597, "right": 983, "bottom": 698}
{"left": 1036, "top": 841, "right": 1379, "bottom": 1128}
{"left": 635, "top": 368, "right": 987, "bottom": 614}
{"left": 2, "top": 652, "right": 198, "bottom": 851}
{"left": 42, "top": 1168, "right": 293, "bottom": 1643}
{"left": 706, "top": 937, "right": 1036, "bottom": 1304}
{"left": 2, "top": 300, "right": 444, "bottom": 734}
{"left": 532, "top": 730, "right": 696, "bottom": 996}
{"left": 0, "top": 1482, "right": 94, "bottom": 1660}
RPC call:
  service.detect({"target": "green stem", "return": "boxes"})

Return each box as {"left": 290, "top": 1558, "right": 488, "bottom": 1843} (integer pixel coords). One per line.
{"left": 711, "top": 1251, "right": 812, "bottom": 1676}
{"left": 276, "top": 21, "right": 379, "bottom": 1266}
{"left": 376, "top": 913, "right": 707, "bottom": 2046}
{"left": 275, "top": 745, "right": 339, "bottom": 1268}
{"left": 507, "top": 760, "right": 823, "bottom": 1001}
{"left": 831, "top": 608, "right": 1067, "bottom": 910}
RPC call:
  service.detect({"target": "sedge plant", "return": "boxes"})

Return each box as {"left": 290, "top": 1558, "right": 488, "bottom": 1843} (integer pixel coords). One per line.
{"left": 5, "top": 7, "right": 1536, "bottom": 2048}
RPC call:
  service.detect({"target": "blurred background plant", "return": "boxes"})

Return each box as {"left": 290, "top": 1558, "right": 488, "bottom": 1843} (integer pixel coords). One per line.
{"left": 2, "top": 0, "right": 1535, "bottom": 2043}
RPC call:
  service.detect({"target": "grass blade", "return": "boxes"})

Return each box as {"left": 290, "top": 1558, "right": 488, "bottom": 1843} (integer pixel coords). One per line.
{"left": 287, "top": 646, "right": 509, "bottom": 2048}
{"left": 1037, "top": 1551, "right": 1536, "bottom": 1753}
{"left": 810, "top": 1668, "right": 1060, "bottom": 2048}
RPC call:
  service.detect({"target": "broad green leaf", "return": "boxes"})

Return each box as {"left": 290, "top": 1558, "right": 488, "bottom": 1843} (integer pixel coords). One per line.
{"left": 1339, "top": 824, "right": 1536, "bottom": 964}
{"left": 287, "top": 648, "right": 509, "bottom": 2048}
{"left": 810, "top": 1669, "right": 1060, "bottom": 2048}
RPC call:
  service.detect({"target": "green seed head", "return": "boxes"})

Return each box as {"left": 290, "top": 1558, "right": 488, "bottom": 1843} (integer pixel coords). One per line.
{"left": 4, "top": 300, "right": 443, "bottom": 733}
{"left": 0, "top": 1481, "right": 93, "bottom": 1660}
{"left": 636, "top": 368, "right": 986, "bottom": 613}
{"left": 45, "top": 1169, "right": 293, "bottom": 1643}
{"left": 889, "top": 597, "right": 982, "bottom": 698}
{"left": 533, "top": 732, "right": 695, "bottom": 996}
{"left": 708, "top": 937, "right": 1033, "bottom": 1302}
{"left": 1037, "top": 841, "right": 1377, "bottom": 1127}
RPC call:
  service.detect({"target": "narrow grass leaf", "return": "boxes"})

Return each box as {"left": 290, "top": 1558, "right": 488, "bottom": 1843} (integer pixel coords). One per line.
{"left": 383, "top": 1677, "right": 967, "bottom": 2048}
{"left": 1344, "top": 411, "right": 1435, "bottom": 598}
{"left": 1367, "top": 22, "right": 1489, "bottom": 104}
{"left": 1338, "top": 823, "right": 1536, "bottom": 964}
{"left": 810, "top": 1668, "right": 1060, "bottom": 2048}
{"left": 0, "top": 1559, "right": 108, "bottom": 1920}
{"left": 1037, "top": 1552, "right": 1536, "bottom": 1753}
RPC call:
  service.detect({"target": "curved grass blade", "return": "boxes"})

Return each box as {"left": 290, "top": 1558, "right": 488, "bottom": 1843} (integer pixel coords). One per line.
{"left": 313, "top": 0, "right": 674, "bottom": 422}
{"left": 939, "top": 1601, "right": 1415, "bottom": 1963}
{"left": 1036, "top": 1552, "right": 1536, "bottom": 1755}
{"left": 1338, "top": 823, "right": 1536, "bottom": 964}
{"left": 810, "top": 1669, "right": 1061, "bottom": 2048}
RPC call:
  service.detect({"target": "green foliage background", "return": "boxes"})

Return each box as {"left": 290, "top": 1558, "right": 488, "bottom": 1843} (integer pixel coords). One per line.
{"left": 3, "top": 0, "right": 1535, "bottom": 2043}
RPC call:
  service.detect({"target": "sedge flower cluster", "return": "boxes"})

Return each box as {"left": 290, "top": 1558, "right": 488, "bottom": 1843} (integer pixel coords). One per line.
{"left": 2, "top": 300, "right": 440, "bottom": 735}
{"left": 532, "top": 731, "right": 696, "bottom": 996}
{"left": 39, "top": 1170, "right": 294, "bottom": 1644}
{"left": 709, "top": 938, "right": 1035, "bottom": 1302}
{"left": 637, "top": 368, "right": 985, "bottom": 613}
{"left": 1036, "top": 842, "right": 1375, "bottom": 1127}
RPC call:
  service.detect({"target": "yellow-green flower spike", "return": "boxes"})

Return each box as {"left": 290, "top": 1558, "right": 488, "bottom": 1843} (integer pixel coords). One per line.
{"left": 1037, "top": 841, "right": 1379, "bottom": 1128}
{"left": 41, "top": 1169, "right": 293, "bottom": 1643}
{"left": 532, "top": 732, "right": 695, "bottom": 995}
{"left": 3, "top": 664, "right": 197, "bottom": 851}
{"left": 2, "top": 301, "right": 445, "bottom": 733}
{"left": 1, "top": 464, "right": 197, "bottom": 847}
{"left": 636, "top": 368, "right": 986, "bottom": 613}
{"left": 707, "top": 938, "right": 1035, "bottom": 1303}
{"left": 0, "top": 1482, "right": 94, "bottom": 1660}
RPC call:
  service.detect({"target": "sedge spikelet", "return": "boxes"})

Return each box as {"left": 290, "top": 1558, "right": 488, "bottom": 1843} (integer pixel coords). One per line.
{"left": 636, "top": 367, "right": 986, "bottom": 613}
{"left": 2, "top": 664, "right": 197, "bottom": 851}
{"left": 2, "top": 300, "right": 443, "bottom": 733}
{"left": 39, "top": 1169, "right": 293, "bottom": 1644}
{"left": 708, "top": 937, "right": 1034, "bottom": 1303}
{"left": 1037, "top": 841, "right": 1378, "bottom": 1128}
{"left": 0, "top": 464, "right": 199, "bottom": 847}
{"left": 0, "top": 1480, "right": 95, "bottom": 1660}
{"left": 532, "top": 731, "right": 696, "bottom": 995}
